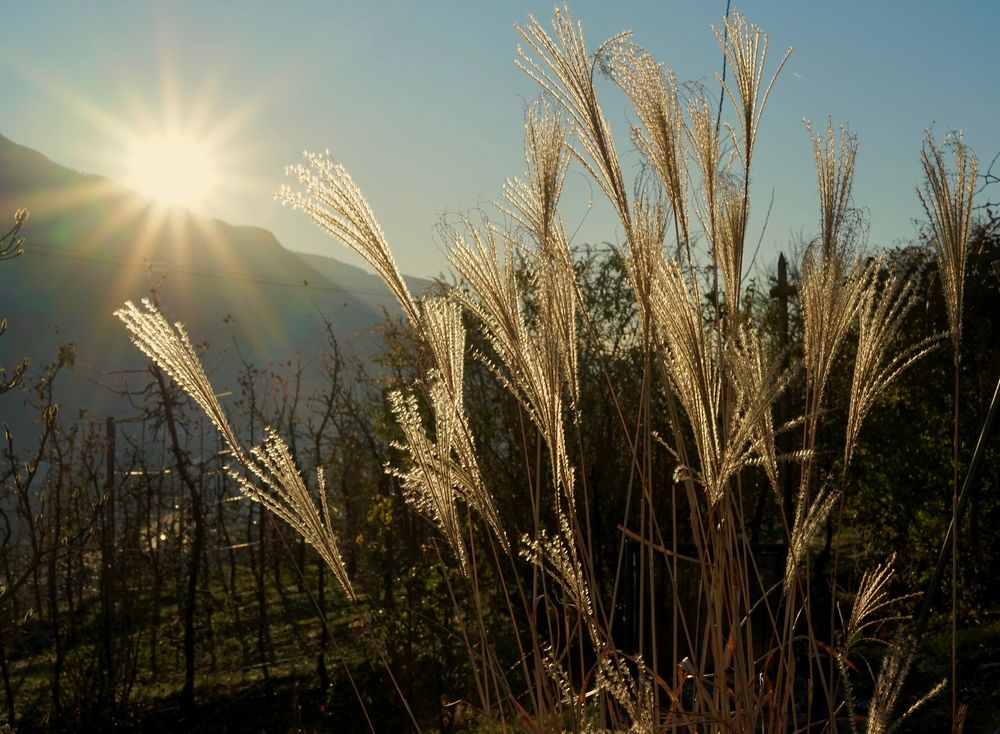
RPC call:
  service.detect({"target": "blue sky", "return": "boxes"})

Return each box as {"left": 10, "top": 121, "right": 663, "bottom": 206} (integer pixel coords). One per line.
{"left": 3, "top": 1, "right": 998, "bottom": 278}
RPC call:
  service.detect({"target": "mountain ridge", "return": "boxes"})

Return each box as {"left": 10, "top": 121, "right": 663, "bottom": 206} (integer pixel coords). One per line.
{"left": 0, "top": 133, "right": 421, "bottom": 427}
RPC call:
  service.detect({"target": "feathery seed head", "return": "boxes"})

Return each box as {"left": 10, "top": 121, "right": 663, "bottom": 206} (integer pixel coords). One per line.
{"left": 715, "top": 174, "right": 749, "bottom": 312}
{"left": 503, "top": 100, "right": 569, "bottom": 246}
{"left": 388, "top": 298, "right": 509, "bottom": 563}
{"left": 626, "top": 192, "right": 668, "bottom": 336}
{"left": 603, "top": 38, "right": 690, "bottom": 248}
{"left": 808, "top": 118, "right": 858, "bottom": 263}
{"left": 918, "top": 130, "right": 977, "bottom": 354}
{"left": 115, "top": 300, "right": 356, "bottom": 599}
{"left": 448, "top": 223, "right": 576, "bottom": 503}
{"left": 714, "top": 12, "right": 791, "bottom": 173}
{"left": 688, "top": 92, "right": 727, "bottom": 263}
{"left": 785, "top": 485, "right": 839, "bottom": 594}
{"left": 799, "top": 246, "right": 868, "bottom": 409}
{"left": 277, "top": 150, "right": 420, "bottom": 326}
{"left": 236, "top": 428, "right": 355, "bottom": 599}
{"left": 865, "top": 637, "right": 944, "bottom": 734}
{"left": 845, "top": 262, "right": 939, "bottom": 466}
{"left": 516, "top": 4, "right": 633, "bottom": 237}
{"left": 388, "top": 388, "right": 471, "bottom": 573}
{"left": 114, "top": 299, "right": 243, "bottom": 458}
{"left": 846, "top": 555, "right": 900, "bottom": 650}
{"left": 727, "top": 322, "right": 790, "bottom": 494}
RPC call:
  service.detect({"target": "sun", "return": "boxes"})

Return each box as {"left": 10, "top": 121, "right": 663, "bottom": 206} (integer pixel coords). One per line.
{"left": 125, "top": 133, "right": 219, "bottom": 210}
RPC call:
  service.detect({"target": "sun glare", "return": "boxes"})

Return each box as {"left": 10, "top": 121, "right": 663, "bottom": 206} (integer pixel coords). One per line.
{"left": 125, "top": 134, "right": 219, "bottom": 210}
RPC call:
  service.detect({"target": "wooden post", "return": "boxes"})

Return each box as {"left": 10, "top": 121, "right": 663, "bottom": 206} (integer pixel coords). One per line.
{"left": 769, "top": 254, "right": 796, "bottom": 536}
{"left": 99, "top": 416, "right": 116, "bottom": 710}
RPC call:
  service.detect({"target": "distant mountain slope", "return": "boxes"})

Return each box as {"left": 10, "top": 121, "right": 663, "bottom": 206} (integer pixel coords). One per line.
{"left": 0, "top": 133, "right": 413, "bottom": 426}
{"left": 293, "top": 251, "right": 434, "bottom": 312}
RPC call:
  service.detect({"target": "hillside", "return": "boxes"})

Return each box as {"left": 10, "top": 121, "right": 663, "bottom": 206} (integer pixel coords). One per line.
{"left": 0, "top": 134, "right": 418, "bottom": 427}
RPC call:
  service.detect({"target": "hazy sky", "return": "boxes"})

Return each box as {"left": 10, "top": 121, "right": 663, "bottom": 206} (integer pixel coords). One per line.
{"left": 3, "top": 1, "right": 997, "bottom": 279}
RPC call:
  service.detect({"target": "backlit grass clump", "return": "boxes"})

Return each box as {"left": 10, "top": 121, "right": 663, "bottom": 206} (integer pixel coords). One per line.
{"left": 118, "top": 6, "right": 978, "bottom": 731}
